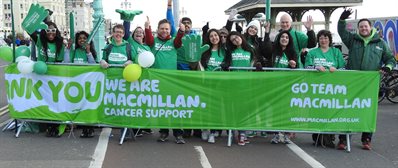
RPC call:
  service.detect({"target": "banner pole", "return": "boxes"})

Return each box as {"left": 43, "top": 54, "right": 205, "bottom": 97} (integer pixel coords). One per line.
{"left": 266, "top": 0, "right": 271, "bottom": 21}
{"left": 10, "top": 0, "right": 16, "bottom": 62}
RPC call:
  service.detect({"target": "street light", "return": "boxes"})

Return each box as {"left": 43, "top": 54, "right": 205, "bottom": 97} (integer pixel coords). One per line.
{"left": 120, "top": 0, "right": 131, "bottom": 10}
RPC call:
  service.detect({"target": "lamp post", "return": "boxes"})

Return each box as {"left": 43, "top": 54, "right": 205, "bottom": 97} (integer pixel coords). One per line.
{"left": 120, "top": 0, "right": 132, "bottom": 10}
{"left": 92, "top": 0, "right": 106, "bottom": 62}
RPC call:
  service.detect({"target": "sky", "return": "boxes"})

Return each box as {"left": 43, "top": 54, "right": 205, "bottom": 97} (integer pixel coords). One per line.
{"left": 89, "top": 0, "right": 397, "bottom": 33}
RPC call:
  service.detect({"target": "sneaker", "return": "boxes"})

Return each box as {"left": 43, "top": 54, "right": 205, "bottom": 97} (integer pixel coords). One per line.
{"left": 247, "top": 131, "right": 256, "bottom": 138}
{"left": 201, "top": 131, "right": 209, "bottom": 141}
{"left": 362, "top": 141, "right": 371, "bottom": 150}
{"left": 175, "top": 136, "right": 186, "bottom": 144}
{"left": 157, "top": 133, "right": 168, "bottom": 142}
{"left": 337, "top": 141, "right": 346, "bottom": 150}
{"left": 283, "top": 135, "right": 292, "bottom": 144}
{"left": 80, "top": 128, "right": 88, "bottom": 138}
{"left": 288, "top": 133, "right": 296, "bottom": 139}
{"left": 142, "top": 129, "right": 153, "bottom": 135}
{"left": 238, "top": 134, "right": 245, "bottom": 146}
{"left": 214, "top": 131, "right": 220, "bottom": 137}
{"left": 260, "top": 132, "right": 268, "bottom": 138}
{"left": 244, "top": 135, "right": 250, "bottom": 144}
{"left": 271, "top": 134, "right": 280, "bottom": 144}
{"left": 86, "top": 128, "right": 94, "bottom": 138}
{"left": 208, "top": 134, "right": 215, "bottom": 143}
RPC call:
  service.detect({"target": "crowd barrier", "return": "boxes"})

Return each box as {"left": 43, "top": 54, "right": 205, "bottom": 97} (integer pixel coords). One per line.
{"left": 4, "top": 63, "right": 380, "bottom": 151}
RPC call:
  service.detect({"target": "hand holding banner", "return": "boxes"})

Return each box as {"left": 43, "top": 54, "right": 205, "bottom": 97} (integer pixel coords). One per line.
{"left": 22, "top": 4, "right": 49, "bottom": 34}
{"left": 115, "top": 9, "right": 143, "bottom": 21}
{"left": 182, "top": 35, "right": 210, "bottom": 62}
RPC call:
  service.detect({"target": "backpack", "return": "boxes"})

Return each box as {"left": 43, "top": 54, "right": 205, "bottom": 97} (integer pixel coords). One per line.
{"left": 312, "top": 134, "right": 335, "bottom": 148}
{"left": 103, "top": 43, "right": 132, "bottom": 62}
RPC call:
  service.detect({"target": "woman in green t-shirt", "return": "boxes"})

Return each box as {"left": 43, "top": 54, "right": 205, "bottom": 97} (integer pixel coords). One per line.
{"left": 222, "top": 31, "right": 255, "bottom": 71}
{"left": 222, "top": 31, "right": 255, "bottom": 146}
{"left": 305, "top": 30, "right": 345, "bottom": 72}
{"left": 66, "top": 31, "right": 97, "bottom": 64}
{"left": 26, "top": 21, "right": 67, "bottom": 138}
{"left": 263, "top": 30, "right": 297, "bottom": 69}
{"left": 199, "top": 29, "right": 226, "bottom": 144}
{"left": 28, "top": 21, "right": 66, "bottom": 63}
{"left": 200, "top": 29, "right": 225, "bottom": 72}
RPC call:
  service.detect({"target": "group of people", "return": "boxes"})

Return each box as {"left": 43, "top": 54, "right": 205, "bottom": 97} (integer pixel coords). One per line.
{"left": 24, "top": 0, "right": 395, "bottom": 151}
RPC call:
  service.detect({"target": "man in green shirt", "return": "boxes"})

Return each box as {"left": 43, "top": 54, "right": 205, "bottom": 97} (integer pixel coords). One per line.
{"left": 100, "top": 24, "right": 132, "bottom": 68}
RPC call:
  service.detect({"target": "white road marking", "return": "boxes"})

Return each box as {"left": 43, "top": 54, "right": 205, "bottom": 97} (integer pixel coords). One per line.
{"left": 0, "top": 119, "right": 12, "bottom": 128}
{"left": 0, "top": 105, "right": 9, "bottom": 116}
{"left": 286, "top": 142, "right": 326, "bottom": 168}
{"left": 89, "top": 128, "right": 112, "bottom": 168}
{"left": 194, "top": 146, "right": 213, "bottom": 168}
{"left": 0, "top": 105, "right": 9, "bottom": 112}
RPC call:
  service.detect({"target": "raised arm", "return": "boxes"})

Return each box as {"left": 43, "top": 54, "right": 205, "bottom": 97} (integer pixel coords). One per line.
{"left": 167, "top": 0, "right": 177, "bottom": 37}
{"left": 337, "top": 9, "right": 355, "bottom": 49}
{"left": 173, "top": 22, "right": 185, "bottom": 48}
{"left": 144, "top": 16, "right": 154, "bottom": 47}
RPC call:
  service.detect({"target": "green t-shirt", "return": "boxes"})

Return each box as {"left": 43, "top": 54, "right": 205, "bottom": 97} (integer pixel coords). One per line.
{"left": 127, "top": 37, "right": 151, "bottom": 63}
{"left": 70, "top": 48, "right": 89, "bottom": 63}
{"left": 101, "top": 40, "right": 129, "bottom": 65}
{"left": 151, "top": 37, "right": 178, "bottom": 70}
{"left": 231, "top": 48, "right": 251, "bottom": 68}
{"left": 305, "top": 47, "right": 345, "bottom": 69}
{"left": 273, "top": 53, "right": 290, "bottom": 68}
{"left": 35, "top": 35, "right": 64, "bottom": 63}
{"left": 206, "top": 50, "right": 225, "bottom": 71}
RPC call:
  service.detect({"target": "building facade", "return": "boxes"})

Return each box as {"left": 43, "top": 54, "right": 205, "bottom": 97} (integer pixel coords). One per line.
{"left": 66, "top": 0, "right": 93, "bottom": 36}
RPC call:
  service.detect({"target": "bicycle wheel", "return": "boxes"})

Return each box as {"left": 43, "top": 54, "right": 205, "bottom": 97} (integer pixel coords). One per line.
{"left": 386, "top": 80, "right": 398, "bottom": 103}
{"left": 378, "top": 87, "right": 386, "bottom": 103}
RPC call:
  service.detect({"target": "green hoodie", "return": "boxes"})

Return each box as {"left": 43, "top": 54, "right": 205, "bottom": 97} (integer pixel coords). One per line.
{"left": 127, "top": 37, "right": 150, "bottom": 63}
{"left": 101, "top": 38, "right": 130, "bottom": 65}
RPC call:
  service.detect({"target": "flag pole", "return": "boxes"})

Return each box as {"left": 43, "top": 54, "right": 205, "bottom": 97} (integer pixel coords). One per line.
{"left": 10, "top": 0, "right": 16, "bottom": 62}
{"left": 266, "top": 0, "right": 271, "bottom": 21}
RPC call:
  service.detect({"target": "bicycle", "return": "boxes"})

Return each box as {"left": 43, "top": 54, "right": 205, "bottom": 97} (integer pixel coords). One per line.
{"left": 378, "top": 70, "right": 398, "bottom": 103}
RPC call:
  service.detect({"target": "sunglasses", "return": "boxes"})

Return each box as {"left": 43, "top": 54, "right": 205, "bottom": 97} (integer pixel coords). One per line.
{"left": 45, "top": 28, "right": 57, "bottom": 33}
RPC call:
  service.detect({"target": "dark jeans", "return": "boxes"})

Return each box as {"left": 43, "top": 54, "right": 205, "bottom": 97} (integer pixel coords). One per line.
{"left": 177, "top": 62, "right": 190, "bottom": 70}
{"left": 339, "top": 132, "right": 372, "bottom": 142}
{"left": 159, "top": 129, "right": 183, "bottom": 137}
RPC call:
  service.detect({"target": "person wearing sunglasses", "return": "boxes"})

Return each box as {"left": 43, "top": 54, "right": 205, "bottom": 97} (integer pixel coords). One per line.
{"left": 26, "top": 21, "right": 67, "bottom": 138}
{"left": 28, "top": 21, "right": 66, "bottom": 63}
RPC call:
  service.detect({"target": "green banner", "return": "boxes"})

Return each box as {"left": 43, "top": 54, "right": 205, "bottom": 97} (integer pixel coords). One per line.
{"left": 5, "top": 64, "right": 379, "bottom": 132}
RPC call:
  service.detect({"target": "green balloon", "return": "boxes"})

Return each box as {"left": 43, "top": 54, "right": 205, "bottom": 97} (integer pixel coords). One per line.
{"left": 0, "top": 46, "right": 13, "bottom": 62}
{"left": 16, "top": 46, "right": 31, "bottom": 57}
{"left": 33, "top": 61, "right": 48, "bottom": 74}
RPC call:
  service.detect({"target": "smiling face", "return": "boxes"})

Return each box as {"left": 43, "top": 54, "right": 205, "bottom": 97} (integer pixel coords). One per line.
{"left": 158, "top": 23, "right": 170, "bottom": 39}
{"left": 247, "top": 26, "right": 258, "bottom": 36}
{"left": 280, "top": 14, "right": 292, "bottom": 31}
{"left": 230, "top": 34, "right": 242, "bottom": 47}
{"left": 112, "top": 27, "right": 124, "bottom": 43}
{"left": 318, "top": 35, "right": 330, "bottom": 48}
{"left": 46, "top": 25, "right": 57, "bottom": 41}
{"left": 209, "top": 31, "right": 220, "bottom": 46}
{"left": 133, "top": 27, "right": 145, "bottom": 44}
{"left": 77, "top": 33, "right": 88, "bottom": 47}
{"left": 358, "top": 20, "right": 372, "bottom": 37}
{"left": 279, "top": 33, "right": 290, "bottom": 47}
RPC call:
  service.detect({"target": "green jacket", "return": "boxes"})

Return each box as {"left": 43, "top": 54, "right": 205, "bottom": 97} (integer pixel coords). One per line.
{"left": 338, "top": 20, "right": 396, "bottom": 70}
